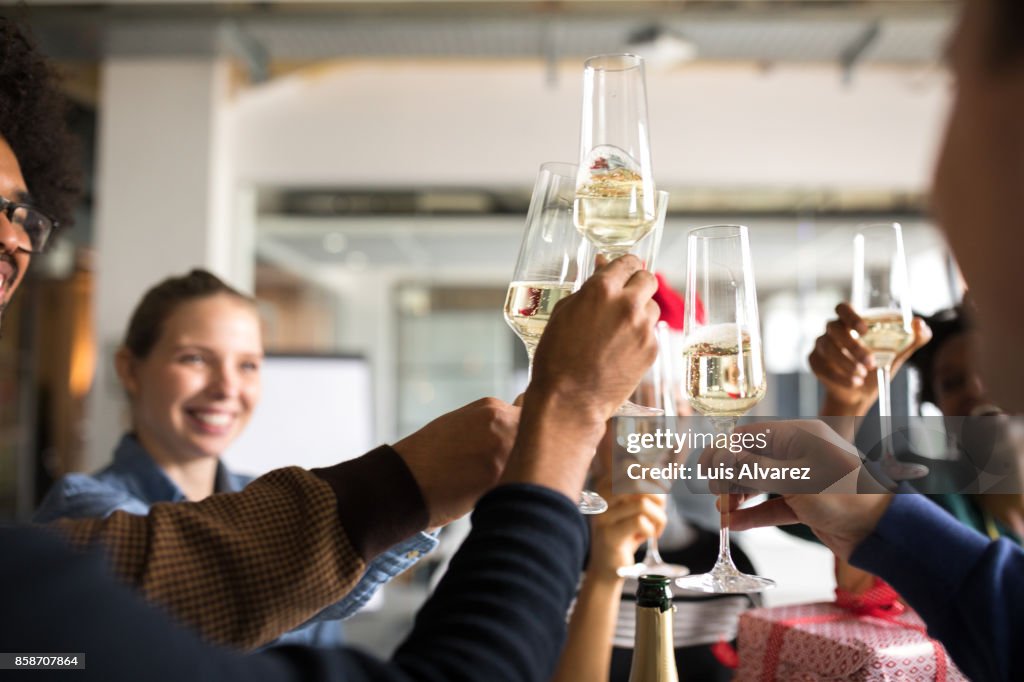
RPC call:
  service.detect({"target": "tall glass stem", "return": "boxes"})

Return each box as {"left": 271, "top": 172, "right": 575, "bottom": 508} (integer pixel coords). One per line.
{"left": 712, "top": 417, "right": 739, "bottom": 573}
{"left": 525, "top": 346, "right": 537, "bottom": 385}
{"left": 646, "top": 534, "right": 664, "bottom": 566}
{"left": 617, "top": 492, "right": 689, "bottom": 578}
{"left": 675, "top": 416, "right": 773, "bottom": 592}
{"left": 876, "top": 361, "right": 894, "bottom": 456}
{"left": 874, "top": 357, "right": 929, "bottom": 480}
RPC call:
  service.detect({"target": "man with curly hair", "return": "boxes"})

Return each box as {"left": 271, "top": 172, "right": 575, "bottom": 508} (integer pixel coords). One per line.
{"left": 0, "top": 15, "right": 667, "bottom": 681}
{"left": 0, "top": 17, "right": 80, "bottom": 319}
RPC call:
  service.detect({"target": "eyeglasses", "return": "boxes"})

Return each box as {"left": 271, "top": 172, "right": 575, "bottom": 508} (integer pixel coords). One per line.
{"left": 0, "top": 194, "right": 58, "bottom": 253}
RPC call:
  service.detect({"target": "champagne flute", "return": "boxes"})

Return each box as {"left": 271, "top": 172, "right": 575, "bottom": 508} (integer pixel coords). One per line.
{"left": 852, "top": 222, "right": 929, "bottom": 481}
{"left": 504, "top": 161, "right": 607, "bottom": 514}
{"left": 573, "top": 54, "right": 661, "bottom": 418}
{"left": 676, "top": 224, "right": 774, "bottom": 594}
{"left": 574, "top": 53, "right": 657, "bottom": 260}
{"left": 616, "top": 322, "right": 691, "bottom": 580}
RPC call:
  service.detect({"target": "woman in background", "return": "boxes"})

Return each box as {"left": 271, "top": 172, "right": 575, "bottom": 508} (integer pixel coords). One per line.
{"left": 807, "top": 302, "right": 1022, "bottom": 595}
{"left": 35, "top": 269, "right": 437, "bottom": 647}
{"left": 812, "top": 302, "right": 1023, "bottom": 541}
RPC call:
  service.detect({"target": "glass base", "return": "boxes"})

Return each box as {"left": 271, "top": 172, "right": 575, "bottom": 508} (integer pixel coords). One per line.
{"left": 578, "top": 489, "right": 608, "bottom": 515}
{"left": 618, "top": 561, "right": 690, "bottom": 579}
{"left": 881, "top": 457, "right": 929, "bottom": 481}
{"left": 615, "top": 400, "right": 664, "bottom": 417}
{"left": 675, "top": 565, "right": 775, "bottom": 594}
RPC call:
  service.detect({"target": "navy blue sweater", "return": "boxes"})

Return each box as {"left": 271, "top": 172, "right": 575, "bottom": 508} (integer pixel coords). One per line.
{"left": 851, "top": 492, "right": 1024, "bottom": 682}
{"left": 0, "top": 484, "right": 586, "bottom": 682}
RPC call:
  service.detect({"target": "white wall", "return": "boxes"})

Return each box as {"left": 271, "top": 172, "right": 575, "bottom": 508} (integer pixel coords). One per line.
{"left": 235, "top": 61, "right": 949, "bottom": 191}
{"left": 86, "top": 57, "right": 242, "bottom": 470}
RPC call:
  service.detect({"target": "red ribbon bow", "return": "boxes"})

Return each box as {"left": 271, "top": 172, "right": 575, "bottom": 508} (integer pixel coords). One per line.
{"left": 833, "top": 578, "right": 905, "bottom": 619}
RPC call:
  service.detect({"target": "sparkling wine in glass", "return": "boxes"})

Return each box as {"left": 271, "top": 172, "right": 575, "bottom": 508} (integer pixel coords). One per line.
{"left": 852, "top": 222, "right": 928, "bottom": 481}
{"left": 504, "top": 161, "right": 607, "bottom": 514}
{"left": 617, "top": 322, "right": 691, "bottom": 580}
{"left": 676, "top": 224, "right": 774, "bottom": 594}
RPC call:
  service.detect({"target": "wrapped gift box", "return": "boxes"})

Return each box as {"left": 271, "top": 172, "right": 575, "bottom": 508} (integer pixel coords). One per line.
{"left": 733, "top": 601, "right": 967, "bottom": 681}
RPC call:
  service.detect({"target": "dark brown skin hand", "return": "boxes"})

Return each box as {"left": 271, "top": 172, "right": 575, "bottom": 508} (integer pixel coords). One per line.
{"left": 503, "top": 256, "right": 661, "bottom": 501}
{"left": 393, "top": 397, "right": 520, "bottom": 527}
{"left": 529, "top": 255, "right": 661, "bottom": 426}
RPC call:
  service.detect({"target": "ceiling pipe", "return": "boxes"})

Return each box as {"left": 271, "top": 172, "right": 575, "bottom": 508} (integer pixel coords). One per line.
{"left": 840, "top": 19, "right": 881, "bottom": 85}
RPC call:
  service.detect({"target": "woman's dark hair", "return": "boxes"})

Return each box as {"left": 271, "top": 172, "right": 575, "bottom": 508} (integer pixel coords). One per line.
{"left": 124, "top": 269, "right": 257, "bottom": 359}
{"left": 0, "top": 16, "right": 82, "bottom": 228}
{"left": 992, "top": 0, "right": 1024, "bottom": 70}
{"left": 906, "top": 306, "right": 972, "bottom": 406}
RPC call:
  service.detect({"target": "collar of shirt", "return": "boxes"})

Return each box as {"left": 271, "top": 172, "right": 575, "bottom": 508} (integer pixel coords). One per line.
{"left": 102, "top": 433, "right": 249, "bottom": 504}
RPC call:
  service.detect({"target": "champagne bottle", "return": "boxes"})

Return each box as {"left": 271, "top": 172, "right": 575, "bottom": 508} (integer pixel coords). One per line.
{"left": 628, "top": 575, "right": 679, "bottom": 682}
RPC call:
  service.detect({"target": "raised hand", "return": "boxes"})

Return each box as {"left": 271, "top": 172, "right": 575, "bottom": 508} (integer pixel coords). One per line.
{"left": 728, "top": 491, "right": 891, "bottom": 563}
{"left": 503, "top": 255, "right": 660, "bottom": 501}
{"left": 589, "top": 494, "right": 668, "bottom": 580}
{"left": 711, "top": 420, "right": 893, "bottom": 561}
{"left": 393, "top": 397, "right": 520, "bottom": 528}
{"left": 530, "top": 254, "right": 660, "bottom": 424}
{"left": 809, "top": 302, "right": 931, "bottom": 416}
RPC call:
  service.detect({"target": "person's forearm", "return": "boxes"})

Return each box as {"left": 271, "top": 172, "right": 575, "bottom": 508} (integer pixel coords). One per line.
{"left": 6, "top": 490, "right": 586, "bottom": 682}
{"left": 851, "top": 493, "right": 1024, "bottom": 682}
{"left": 551, "top": 570, "right": 623, "bottom": 682}
{"left": 502, "top": 383, "right": 606, "bottom": 499}
{"left": 312, "top": 444, "right": 430, "bottom": 559}
{"left": 820, "top": 394, "right": 869, "bottom": 417}
{"left": 50, "top": 462, "right": 394, "bottom": 651}
{"left": 392, "top": 484, "right": 588, "bottom": 681}
{"left": 819, "top": 397, "right": 867, "bottom": 443}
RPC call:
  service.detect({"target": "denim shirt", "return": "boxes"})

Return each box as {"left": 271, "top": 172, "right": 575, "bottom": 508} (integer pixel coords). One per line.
{"left": 33, "top": 433, "right": 439, "bottom": 648}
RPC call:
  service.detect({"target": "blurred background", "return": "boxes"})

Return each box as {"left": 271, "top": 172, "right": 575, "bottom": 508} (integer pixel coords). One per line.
{"left": 0, "top": 0, "right": 960, "bottom": 653}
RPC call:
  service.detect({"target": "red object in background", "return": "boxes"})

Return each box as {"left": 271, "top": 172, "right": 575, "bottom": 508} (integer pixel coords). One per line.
{"left": 729, "top": 581, "right": 964, "bottom": 682}
{"left": 653, "top": 272, "right": 704, "bottom": 331}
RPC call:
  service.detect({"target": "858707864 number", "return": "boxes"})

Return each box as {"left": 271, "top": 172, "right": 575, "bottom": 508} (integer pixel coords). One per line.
{"left": 1, "top": 654, "right": 85, "bottom": 670}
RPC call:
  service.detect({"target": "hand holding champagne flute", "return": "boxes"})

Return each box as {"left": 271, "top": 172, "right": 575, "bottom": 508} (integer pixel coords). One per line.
{"left": 851, "top": 222, "right": 929, "bottom": 481}
{"left": 676, "top": 224, "right": 774, "bottom": 594}
{"left": 504, "top": 161, "right": 608, "bottom": 514}
{"left": 573, "top": 53, "right": 664, "bottom": 417}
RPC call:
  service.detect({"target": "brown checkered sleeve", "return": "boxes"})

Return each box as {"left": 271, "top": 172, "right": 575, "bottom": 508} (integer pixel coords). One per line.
{"left": 52, "top": 466, "right": 363, "bottom": 651}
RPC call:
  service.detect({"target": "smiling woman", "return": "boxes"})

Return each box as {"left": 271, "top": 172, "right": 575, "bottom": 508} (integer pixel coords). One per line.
{"left": 114, "top": 270, "right": 263, "bottom": 493}
{"left": 33, "top": 268, "right": 440, "bottom": 649}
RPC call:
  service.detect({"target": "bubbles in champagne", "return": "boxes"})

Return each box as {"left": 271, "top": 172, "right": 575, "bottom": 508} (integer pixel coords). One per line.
{"left": 682, "top": 323, "right": 766, "bottom": 417}
{"left": 575, "top": 145, "right": 655, "bottom": 253}
{"left": 858, "top": 309, "right": 913, "bottom": 360}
